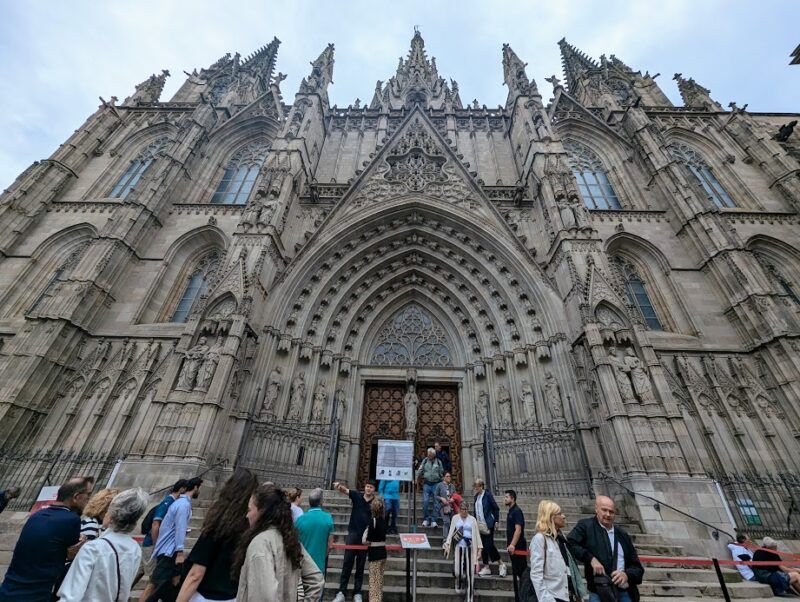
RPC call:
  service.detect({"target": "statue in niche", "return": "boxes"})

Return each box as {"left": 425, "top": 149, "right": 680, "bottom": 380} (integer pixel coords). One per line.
{"left": 521, "top": 380, "right": 537, "bottom": 424}
{"left": 560, "top": 195, "right": 591, "bottom": 231}
{"left": 404, "top": 383, "right": 419, "bottom": 435}
{"left": 607, "top": 345, "right": 636, "bottom": 404}
{"left": 496, "top": 384, "right": 513, "bottom": 427}
{"left": 175, "top": 337, "right": 210, "bottom": 392}
{"left": 311, "top": 382, "right": 327, "bottom": 422}
{"left": 624, "top": 348, "right": 656, "bottom": 404}
{"left": 476, "top": 390, "right": 489, "bottom": 430}
{"left": 196, "top": 338, "right": 224, "bottom": 392}
{"left": 334, "top": 387, "right": 347, "bottom": 424}
{"left": 287, "top": 372, "right": 306, "bottom": 420}
{"left": 260, "top": 367, "right": 282, "bottom": 417}
{"left": 544, "top": 371, "right": 565, "bottom": 422}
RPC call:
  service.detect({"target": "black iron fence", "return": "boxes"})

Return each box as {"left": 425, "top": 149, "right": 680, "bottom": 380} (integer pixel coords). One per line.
{"left": 713, "top": 472, "right": 800, "bottom": 539}
{"left": 487, "top": 423, "right": 594, "bottom": 499}
{"left": 236, "top": 417, "right": 338, "bottom": 489}
{"left": 0, "top": 448, "right": 123, "bottom": 512}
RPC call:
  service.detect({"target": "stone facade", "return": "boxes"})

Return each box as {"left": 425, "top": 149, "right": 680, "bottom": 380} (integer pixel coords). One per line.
{"left": 1, "top": 31, "right": 799, "bottom": 548}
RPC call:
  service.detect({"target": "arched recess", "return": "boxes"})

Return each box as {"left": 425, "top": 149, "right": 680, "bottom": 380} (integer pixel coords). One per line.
{"left": 746, "top": 235, "right": 800, "bottom": 308}
{"left": 182, "top": 118, "right": 279, "bottom": 204}
{"left": 606, "top": 232, "right": 698, "bottom": 335}
{"left": 663, "top": 128, "right": 759, "bottom": 209}
{"left": 0, "top": 223, "right": 97, "bottom": 318}
{"left": 134, "top": 225, "right": 228, "bottom": 324}
{"left": 85, "top": 123, "right": 177, "bottom": 200}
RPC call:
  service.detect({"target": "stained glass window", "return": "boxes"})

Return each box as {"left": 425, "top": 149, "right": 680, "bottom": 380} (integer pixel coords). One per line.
{"left": 564, "top": 139, "right": 622, "bottom": 210}
{"left": 615, "top": 259, "right": 663, "bottom": 330}
{"left": 371, "top": 304, "right": 453, "bottom": 367}
{"left": 110, "top": 138, "right": 170, "bottom": 199}
{"left": 210, "top": 141, "right": 271, "bottom": 205}
{"left": 170, "top": 251, "right": 220, "bottom": 323}
{"left": 668, "top": 143, "right": 735, "bottom": 208}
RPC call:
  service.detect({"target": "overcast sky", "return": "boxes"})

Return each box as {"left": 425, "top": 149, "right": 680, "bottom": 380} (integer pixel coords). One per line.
{"left": 1, "top": 0, "right": 798, "bottom": 189}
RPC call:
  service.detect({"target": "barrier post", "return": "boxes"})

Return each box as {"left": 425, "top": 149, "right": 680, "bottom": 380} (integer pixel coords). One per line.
{"left": 405, "top": 548, "right": 411, "bottom": 601}
{"left": 712, "top": 557, "right": 732, "bottom": 602}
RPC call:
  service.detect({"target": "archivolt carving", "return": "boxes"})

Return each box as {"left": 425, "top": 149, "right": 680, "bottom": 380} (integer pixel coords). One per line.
{"left": 370, "top": 304, "right": 453, "bottom": 367}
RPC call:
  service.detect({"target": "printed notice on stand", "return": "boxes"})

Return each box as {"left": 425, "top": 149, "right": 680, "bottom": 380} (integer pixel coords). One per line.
{"left": 376, "top": 439, "right": 414, "bottom": 481}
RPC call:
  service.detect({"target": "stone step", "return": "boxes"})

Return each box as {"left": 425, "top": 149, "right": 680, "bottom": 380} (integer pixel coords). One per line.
{"left": 638, "top": 580, "right": 773, "bottom": 599}
{"left": 326, "top": 566, "right": 514, "bottom": 591}
{"left": 323, "top": 582, "right": 516, "bottom": 600}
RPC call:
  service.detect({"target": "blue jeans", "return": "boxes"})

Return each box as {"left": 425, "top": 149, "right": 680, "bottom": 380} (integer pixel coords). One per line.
{"left": 422, "top": 482, "right": 441, "bottom": 523}
{"left": 385, "top": 498, "right": 400, "bottom": 532}
{"left": 589, "top": 591, "right": 632, "bottom": 602}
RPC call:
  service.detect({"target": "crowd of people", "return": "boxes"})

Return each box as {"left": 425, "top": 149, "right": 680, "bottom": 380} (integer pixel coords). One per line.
{"left": 0, "top": 466, "right": 798, "bottom": 602}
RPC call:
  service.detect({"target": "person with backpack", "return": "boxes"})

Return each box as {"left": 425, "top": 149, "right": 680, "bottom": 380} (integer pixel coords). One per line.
{"left": 415, "top": 448, "right": 444, "bottom": 528}
{"left": 135, "top": 479, "right": 187, "bottom": 599}
{"left": 57, "top": 489, "right": 149, "bottom": 602}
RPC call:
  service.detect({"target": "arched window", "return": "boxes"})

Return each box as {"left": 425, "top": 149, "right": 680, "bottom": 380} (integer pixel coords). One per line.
{"left": 170, "top": 251, "right": 221, "bottom": 323}
{"left": 210, "top": 141, "right": 271, "bottom": 205}
{"left": 371, "top": 304, "right": 453, "bottom": 367}
{"left": 109, "top": 137, "right": 170, "bottom": 199}
{"left": 29, "top": 243, "right": 90, "bottom": 312}
{"left": 755, "top": 252, "right": 800, "bottom": 306}
{"left": 614, "top": 259, "right": 663, "bottom": 330}
{"left": 668, "top": 143, "right": 735, "bottom": 208}
{"left": 564, "top": 140, "right": 622, "bottom": 210}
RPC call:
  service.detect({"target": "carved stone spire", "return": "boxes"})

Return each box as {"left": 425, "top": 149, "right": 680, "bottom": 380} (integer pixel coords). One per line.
{"left": 673, "top": 73, "right": 723, "bottom": 111}
{"left": 124, "top": 69, "right": 170, "bottom": 106}
{"left": 241, "top": 37, "right": 281, "bottom": 82}
{"left": 558, "top": 38, "right": 598, "bottom": 92}
{"left": 502, "top": 44, "right": 537, "bottom": 97}
{"left": 299, "top": 43, "right": 335, "bottom": 104}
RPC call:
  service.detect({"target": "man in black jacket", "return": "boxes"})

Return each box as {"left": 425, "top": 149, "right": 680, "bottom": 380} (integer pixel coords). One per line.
{"left": 568, "top": 495, "right": 644, "bottom": 602}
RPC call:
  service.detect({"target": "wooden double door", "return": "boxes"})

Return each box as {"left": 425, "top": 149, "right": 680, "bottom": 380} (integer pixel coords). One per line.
{"left": 357, "top": 383, "right": 462, "bottom": 489}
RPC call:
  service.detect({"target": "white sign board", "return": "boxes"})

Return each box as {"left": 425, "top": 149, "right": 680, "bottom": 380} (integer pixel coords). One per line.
{"left": 399, "top": 533, "right": 431, "bottom": 549}
{"left": 30, "top": 485, "right": 59, "bottom": 514}
{"left": 376, "top": 439, "right": 414, "bottom": 481}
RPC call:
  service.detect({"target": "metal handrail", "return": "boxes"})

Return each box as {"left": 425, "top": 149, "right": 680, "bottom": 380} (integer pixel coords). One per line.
{"left": 148, "top": 458, "right": 229, "bottom": 497}
{"left": 597, "top": 471, "right": 735, "bottom": 541}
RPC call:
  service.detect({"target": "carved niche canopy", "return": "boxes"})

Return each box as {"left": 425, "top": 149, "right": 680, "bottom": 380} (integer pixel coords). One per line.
{"left": 370, "top": 304, "right": 453, "bottom": 367}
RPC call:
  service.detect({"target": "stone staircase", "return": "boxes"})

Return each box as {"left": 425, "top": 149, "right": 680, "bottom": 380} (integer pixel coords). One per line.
{"left": 0, "top": 492, "right": 778, "bottom": 601}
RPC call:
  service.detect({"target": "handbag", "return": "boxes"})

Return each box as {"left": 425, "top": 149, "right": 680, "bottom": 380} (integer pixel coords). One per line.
{"left": 100, "top": 538, "right": 121, "bottom": 602}
{"left": 452, "top": 525, "right": 464, "bottom": 545}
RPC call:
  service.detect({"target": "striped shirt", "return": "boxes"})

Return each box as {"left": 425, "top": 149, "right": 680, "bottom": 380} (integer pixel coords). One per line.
{"left": 79, "top": 516, "right": 101, "bottom": 540}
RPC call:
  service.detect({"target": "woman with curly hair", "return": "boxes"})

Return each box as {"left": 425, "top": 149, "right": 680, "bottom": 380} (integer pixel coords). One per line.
{"left": 80, "top": 488, "right": 119, "bottom": 540}
{"left": 176, "top": 468, "right": 258, "bottom": 602}
{"left": 366, "top": 495, "right": 388, "bottom": 602}
{"left": 233, "top": 483, "right": 323, "bottom": 601}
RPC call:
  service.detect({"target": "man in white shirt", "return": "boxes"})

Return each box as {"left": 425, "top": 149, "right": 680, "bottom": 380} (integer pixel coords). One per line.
{"left": 727, "top": 533, "right": 755, "bottom": 581}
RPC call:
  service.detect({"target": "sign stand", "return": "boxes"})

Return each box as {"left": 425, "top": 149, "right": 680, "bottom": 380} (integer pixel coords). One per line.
{"left": 399, "top": 532, "right": 430, "bottom": 602}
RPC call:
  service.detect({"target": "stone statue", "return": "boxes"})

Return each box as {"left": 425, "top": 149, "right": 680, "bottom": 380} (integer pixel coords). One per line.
{"left": 476, "top": 390, "right": 489, "bottom": 430}
{"left": 334, "top": 387, "right": 347, "bottom": 423}
{"left": 521, "top": 380, "right": 537, "bottom": 424}
{"left": 404, "top": 383, "right": 419, "bottom": 434}
{"left": 496, "top": 384, "right": 513, "bottom": 427}
{"left": 405, "top": 367, "right": 417, "bottom": 385}
{"left": 774, "top": 120, "right": 797, "bottom": 142}
{"left": 287, "top": 372, "right": 306, "bottom": 420}
{"left": 544, "top": 371, "right": 565, "bottom": 421}
{"left": 624, "top": 348, "right": 657, "bottom": 404}
{"left": 176, "top": 337, "right": 210, "bottom": 392}
{"left": 196, "top": 338, "right": 224, "bottom": 392}
{"left": 608, "top": 345, "right": 636, "bottom": 404}
{"left": 311, "top": 382, "right": 327, "bottom": 422}
{"left": 261, "top": 367, "right": 282, "bottom": 417}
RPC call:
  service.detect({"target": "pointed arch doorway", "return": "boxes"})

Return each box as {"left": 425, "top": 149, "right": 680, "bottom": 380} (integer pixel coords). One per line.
{"left": 356, "top": 304, "right": 464, "bottom": 489}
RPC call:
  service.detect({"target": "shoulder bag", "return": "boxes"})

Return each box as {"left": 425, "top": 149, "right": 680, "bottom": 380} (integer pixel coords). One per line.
{"left": 100, "top": 538, "right": 121, "bottom": 602}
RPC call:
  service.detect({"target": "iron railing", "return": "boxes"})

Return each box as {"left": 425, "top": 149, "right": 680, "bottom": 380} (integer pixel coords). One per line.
{"left": 0, "top": 448, "right": 123, "bottom": 511}
{"left": 712, "top": 472, "right": 800, "bottom": 539}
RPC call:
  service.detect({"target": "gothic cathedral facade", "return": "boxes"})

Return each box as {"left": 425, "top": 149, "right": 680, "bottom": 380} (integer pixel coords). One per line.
{"left": 1, "top": 32, "right": 799, "bottom": 548}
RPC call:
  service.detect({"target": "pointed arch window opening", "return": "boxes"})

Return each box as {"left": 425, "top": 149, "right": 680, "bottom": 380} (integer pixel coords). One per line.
{"left": 110, "top": 137, "right": 170, "bottom": 199}
{"left": 170, "top": 251, "right": 221, "bottom": 323}
{"left": 614, "top": 259, "right": 663, "bottom": 331}
{"left": 564, "top": 140, "right": 622, "bottom": 210}
{"left": 370, "top": 304, "right": 453, "bottom": 367}
{"left": 669, "top": 143, "right": 736, "bottom": 209}
{"left": 757, "top": 253, "right": 800, "bottom": 307}
{"left": 211, "top": 141, "right": 271, "bottom": 205}
{"left": 29, "top": 243, "right": 89, "bottom": 313}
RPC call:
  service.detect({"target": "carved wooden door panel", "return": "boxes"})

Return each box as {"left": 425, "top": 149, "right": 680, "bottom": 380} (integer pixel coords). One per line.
{"left": 357, "top": 383, "right": 462, "bottom": 490}
{"left": 357, "top": 384, "right": 406, "bottom": 488}
{"left": 417, "top": 385, "right": 462, "bottom": 489}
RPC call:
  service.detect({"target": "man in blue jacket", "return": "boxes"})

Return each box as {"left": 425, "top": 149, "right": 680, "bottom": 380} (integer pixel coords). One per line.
{"left": 378, "top": 479, "right": 400, "bottom": 534}
{"left": 473, "top": 477, "right": 507, "bottom": 577}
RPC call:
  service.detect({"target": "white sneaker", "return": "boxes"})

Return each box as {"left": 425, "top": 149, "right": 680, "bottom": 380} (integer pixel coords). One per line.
{"left": 499, "top": 563, "right": 508, "bottom": 577}
{"left": 479, "top": 566, "right": 491, "bottom": 576}
{"left": 332, "top": 594, "right": 345, "bottom": 602}
{"left": 354, "top": 595, "right": 363, "bottom": 602}
{"left": 422, "top": 520, "right": 429, "bottom": 527}
{"left": 431, "top": 521, "right": 438, "bottom": 528}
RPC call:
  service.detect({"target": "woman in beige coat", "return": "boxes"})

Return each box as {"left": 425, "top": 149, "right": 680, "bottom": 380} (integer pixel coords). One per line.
{"left": 233, "top": 484, "right": 323, "bottom": 601}
{"left": 443, "top": 502, "right": 483, "bottom": 601}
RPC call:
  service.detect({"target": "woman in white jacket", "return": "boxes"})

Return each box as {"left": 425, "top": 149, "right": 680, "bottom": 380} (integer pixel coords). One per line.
{"left": 443, "top": 502, "right": 483, "bottom": 601}
{"left": 530, "top": 500, "right": 573, "bottom": 602}
{"left": 57, "top": 488, "right": 149, "bottom": 602}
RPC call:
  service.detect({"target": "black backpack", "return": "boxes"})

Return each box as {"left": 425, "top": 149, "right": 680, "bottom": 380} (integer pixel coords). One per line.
{"left": 140, "top": 504, "right": 158, "bottom": 536}
{"left": 517, "top": 571, "right": 538, "bottom": 602}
